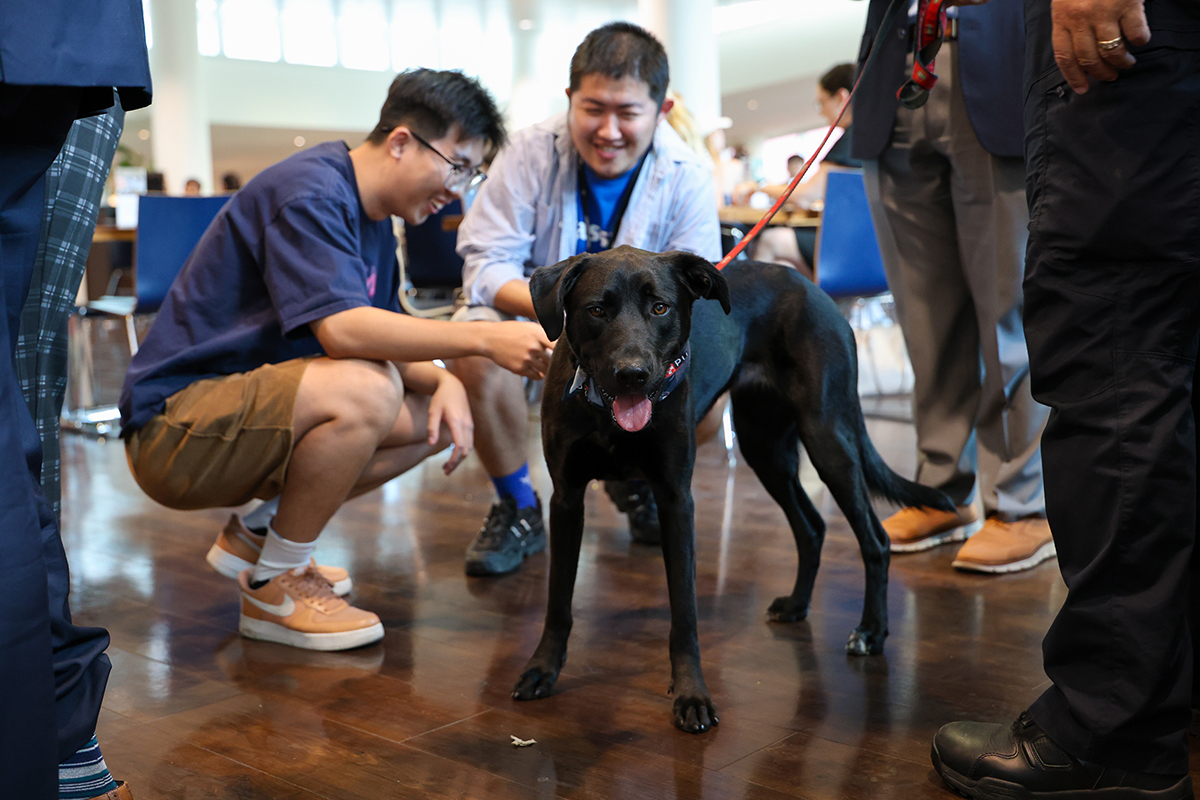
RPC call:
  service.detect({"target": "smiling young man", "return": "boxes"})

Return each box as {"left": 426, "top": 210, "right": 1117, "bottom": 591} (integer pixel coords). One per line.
{"left": 451, "top": 22, "right": 721, "bottom": 576}
{"left": 119, "top": 69, "right": 553, "bottom": 651}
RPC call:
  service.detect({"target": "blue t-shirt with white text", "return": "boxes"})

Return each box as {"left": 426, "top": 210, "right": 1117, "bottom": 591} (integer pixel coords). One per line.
{"left": 576, "top": 162, "right": 637, "bottom": 254}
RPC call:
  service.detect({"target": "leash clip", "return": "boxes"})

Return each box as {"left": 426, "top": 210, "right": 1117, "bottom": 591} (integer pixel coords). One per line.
{"left": 897, "top": 0, "right": 947, "bottom": 110}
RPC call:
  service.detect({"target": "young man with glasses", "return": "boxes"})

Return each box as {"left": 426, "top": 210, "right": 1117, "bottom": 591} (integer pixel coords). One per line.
{"left": 119, "top": 69, "right": 553, "bottom": 651}
{"left": 450, "top": 22, "right": 721, "bottom": 577}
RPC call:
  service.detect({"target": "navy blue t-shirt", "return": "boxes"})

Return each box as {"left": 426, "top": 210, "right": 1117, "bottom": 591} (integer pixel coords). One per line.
{"left": 119, "top": 141, "right": 401, "bottom": 432}
{"left": 576, "top": 162, "right": 637, "bottom": 254}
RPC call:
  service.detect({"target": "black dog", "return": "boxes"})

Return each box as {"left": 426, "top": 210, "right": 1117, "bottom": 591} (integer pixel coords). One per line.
{"left": 514, "top": 246, "right": 951, "bottom": 733}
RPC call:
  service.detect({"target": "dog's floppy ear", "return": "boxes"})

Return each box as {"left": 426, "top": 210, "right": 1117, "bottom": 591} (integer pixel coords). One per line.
{"left": 664, "top": 251, "right": 731, "bottom": 315}
{"left": 530, "top": 253, "right": 592, "bottom": 341}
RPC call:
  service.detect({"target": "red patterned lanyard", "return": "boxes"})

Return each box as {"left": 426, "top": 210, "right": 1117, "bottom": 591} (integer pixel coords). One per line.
{"left": 897, "top": 0, "right": 948, "bottom": 109}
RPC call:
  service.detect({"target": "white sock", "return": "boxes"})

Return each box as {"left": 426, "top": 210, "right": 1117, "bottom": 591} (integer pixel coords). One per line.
{"left": 250, "top": 526, "right": 316, "bottom": 585}
{"left": 243, "top": 497, "right": 281, "bottom": 532}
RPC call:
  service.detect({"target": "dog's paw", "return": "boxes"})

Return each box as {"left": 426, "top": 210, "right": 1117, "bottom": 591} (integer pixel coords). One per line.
{"left": 767, "top": 595, "right": 810, "bottom": 623}
{"left": 845, "top": 625, "right": 886, "bottom": 656}
{"left": 672, "top": 694, "right": 719, "bottom": 734}
{"left": 512, "top": 667, "right": 559, "bottom": 701}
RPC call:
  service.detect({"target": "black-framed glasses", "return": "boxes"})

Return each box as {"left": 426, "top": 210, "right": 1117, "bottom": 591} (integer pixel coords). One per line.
{"left": 408, "top": 129, "right": 487, "bottom": 194}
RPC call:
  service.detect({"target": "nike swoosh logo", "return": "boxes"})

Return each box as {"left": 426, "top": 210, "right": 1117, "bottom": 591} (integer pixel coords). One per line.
{"left": 243, "top": 592, "right": 296, "bottom": 617}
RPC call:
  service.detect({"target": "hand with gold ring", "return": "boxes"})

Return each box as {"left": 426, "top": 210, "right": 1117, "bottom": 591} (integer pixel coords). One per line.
{"left": 1052, "top": 0, "right": 1150, "bottom": 94}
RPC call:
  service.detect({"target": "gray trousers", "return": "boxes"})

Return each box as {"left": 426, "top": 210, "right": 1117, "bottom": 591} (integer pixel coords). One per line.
{"left": 862, "top": 42, "right": 1047, "bottom": 519}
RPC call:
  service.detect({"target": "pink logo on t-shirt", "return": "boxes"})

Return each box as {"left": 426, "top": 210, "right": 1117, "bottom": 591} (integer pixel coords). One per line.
{"left": 366, "top": 268, "right": 377, "bottom": 299}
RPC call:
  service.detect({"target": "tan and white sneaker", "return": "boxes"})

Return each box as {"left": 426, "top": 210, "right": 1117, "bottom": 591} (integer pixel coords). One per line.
{"left": 207, "top": 514, "right": 352, "bottom": 595}
{"left": 884, "top": 505, "right": 983, "bottom": 552}
{"left": 237, "top": 566, "right": 383, "bottom": 651}
{"left": 952, "top": 516, "right": 1056, "bottom": 574}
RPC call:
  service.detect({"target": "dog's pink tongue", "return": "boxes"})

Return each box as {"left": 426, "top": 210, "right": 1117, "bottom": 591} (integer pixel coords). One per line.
{"left": 613, "top": 395, "right": 652, "bottom": 432}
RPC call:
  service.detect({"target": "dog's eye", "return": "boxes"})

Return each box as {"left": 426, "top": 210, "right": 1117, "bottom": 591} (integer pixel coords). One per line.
{"left": 651, "top": 302, "right": 670, "bottom": 316}
{"left": 587, "top": 306, "right": 605, "bottom": 318}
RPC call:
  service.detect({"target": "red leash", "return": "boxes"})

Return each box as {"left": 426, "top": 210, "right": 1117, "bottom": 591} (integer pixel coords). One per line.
{"left": 714, "top": 0, "right": 944, "bottom": 271}
{"left": 714, "top": 89, "right": 854, "bottom": 270}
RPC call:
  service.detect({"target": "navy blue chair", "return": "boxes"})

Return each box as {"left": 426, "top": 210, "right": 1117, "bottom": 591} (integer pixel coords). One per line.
{"left": 814, "top": 169, "right": 909, "bottom": 398}
{"left": 814, "top": 169, "right": 889, "bottom": 298}
{"left": 65, "top": 194, "right": 227, "bottom": 435}
{"left": 85, "top": 194, "right": 228, "bottom": 352}
{"left": 399, "top": 199, "right": 464, "bottom": 318}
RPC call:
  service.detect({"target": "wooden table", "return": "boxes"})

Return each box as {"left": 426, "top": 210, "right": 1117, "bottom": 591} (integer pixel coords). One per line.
{"left": 719, "top": 206, "right": 820, "bottom": 228}
{"left": 92, "top": 225, "right": 137, "bottom": 243}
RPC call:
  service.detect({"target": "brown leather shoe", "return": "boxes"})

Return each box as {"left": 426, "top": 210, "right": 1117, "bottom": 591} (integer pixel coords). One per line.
{"left": 884, "top": 505, "right": 981, "bottom": 552}
{"left": 86, "top": 781, "right": 133, "bottom": 800}
{"left": 952, "top": 516, "right": 1056, "bottom": 574}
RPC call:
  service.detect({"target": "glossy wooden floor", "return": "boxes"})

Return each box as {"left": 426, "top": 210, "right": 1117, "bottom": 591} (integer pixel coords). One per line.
{"left": 62, "top": 400, "right": 1077, "bottom": 799}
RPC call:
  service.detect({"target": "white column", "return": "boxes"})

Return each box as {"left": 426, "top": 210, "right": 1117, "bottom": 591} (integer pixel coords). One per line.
{"left": 638, "top": 0, "right": 721, "bottom": 135}
{"left": 148, "top": 0, "right": 213, "bottom": 194}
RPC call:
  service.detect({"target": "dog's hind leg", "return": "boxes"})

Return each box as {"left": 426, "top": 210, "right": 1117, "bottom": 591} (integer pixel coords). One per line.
{"left": 729, "top": 389, "right": 827, "bottom": 624}
{"left": 798, "top": 416, "right": 891, "bottom": 656}
{"left": 513, "top": 484, "right": 586, "bottom": 701}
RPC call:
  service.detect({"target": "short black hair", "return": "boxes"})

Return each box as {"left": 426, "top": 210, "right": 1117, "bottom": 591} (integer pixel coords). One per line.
{"left": 569, "top": 22, "right": 669, "bottom": 106}
{"left": 819, "top": 63, "right": 855, "bottom": 96}
{"left": 368, "top": 69, "right": 506, "bottom": 156}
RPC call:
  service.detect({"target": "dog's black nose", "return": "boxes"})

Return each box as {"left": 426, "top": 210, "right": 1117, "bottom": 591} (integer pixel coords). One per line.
{"left": 613, "top": 364, "right": 650, "bottom": 392}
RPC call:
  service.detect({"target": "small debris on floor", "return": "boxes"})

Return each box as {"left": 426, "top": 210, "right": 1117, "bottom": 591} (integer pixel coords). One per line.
{"left": 510, "top": 735, "right": 536, "bottom": 747}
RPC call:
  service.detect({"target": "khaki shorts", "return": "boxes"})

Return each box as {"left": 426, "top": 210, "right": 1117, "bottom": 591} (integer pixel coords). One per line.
{"left": 125, "top": 357, "right": 315, "bottom": 510}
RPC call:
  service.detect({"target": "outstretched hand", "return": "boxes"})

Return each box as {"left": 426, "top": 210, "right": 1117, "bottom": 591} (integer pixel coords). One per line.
{"left": 427, "top": 371, "right": 474, "bottom": 475}
{"left": 1052, "top": 0, "right": 1149, "bottom": 93}
{"left": 484, "top": 321, "right": 554, "bottom": 380}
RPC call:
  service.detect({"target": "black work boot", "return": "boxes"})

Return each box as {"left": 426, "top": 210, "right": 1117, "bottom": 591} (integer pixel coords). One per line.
{"left": 464, "top": 497, "right": 546, "bottom": 576}
{"left": 931, "top": 711, "right": 1192, "bottom": 800}
{"left": 603, "top": 479, "right": 661, "bottom": 545}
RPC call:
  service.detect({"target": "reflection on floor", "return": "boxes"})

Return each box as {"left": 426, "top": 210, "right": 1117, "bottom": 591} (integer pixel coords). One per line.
{"left": 62, "top": 410, "right": 1081, "bottom": 800}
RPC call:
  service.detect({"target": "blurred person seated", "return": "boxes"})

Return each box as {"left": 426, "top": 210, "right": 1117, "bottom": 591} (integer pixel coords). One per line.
{"left": 708, "top": 129, "right": 746, "bottom": 208}
{"left": 744, "top": 63, "right": 861, "bottom": 279}
{"left": 221, "top": 171, "right": 241, "bottom": 192}
{"left": 183, "top": 177, "right": 201, "bottom": 195}
{"left": 666, "top": 90, "right": 712, "bottom": 164}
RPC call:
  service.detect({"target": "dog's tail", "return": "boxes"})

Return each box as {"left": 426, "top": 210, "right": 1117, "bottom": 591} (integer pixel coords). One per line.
{"left": 859, "top": 438, "right": 955, "bottom": 512}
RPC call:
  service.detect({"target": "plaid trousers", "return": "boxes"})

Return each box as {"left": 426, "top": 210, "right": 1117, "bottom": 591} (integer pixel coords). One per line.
{"left": 15, "top": 101, "right": 124, "bottom": 518}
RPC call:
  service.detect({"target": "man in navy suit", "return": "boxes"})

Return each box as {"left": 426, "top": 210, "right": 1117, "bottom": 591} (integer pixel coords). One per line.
{"left": 1, "top": 4, "right": 151, "bottom": 797}
{"left": 852, "top": 0, "right": 1053, "bottom": 574}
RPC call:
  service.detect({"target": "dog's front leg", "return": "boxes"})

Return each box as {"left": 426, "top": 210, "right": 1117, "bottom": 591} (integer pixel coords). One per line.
{"left": 654, "top": 482, "right": 718, "bottom": 733}
{"left": 512, "top": 483, "right": 586, "bottom": 701}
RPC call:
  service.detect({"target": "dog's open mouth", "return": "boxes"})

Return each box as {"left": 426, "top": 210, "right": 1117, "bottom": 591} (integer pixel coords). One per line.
{"left": 612, "top": 394, "right": 653, "bottom": 432}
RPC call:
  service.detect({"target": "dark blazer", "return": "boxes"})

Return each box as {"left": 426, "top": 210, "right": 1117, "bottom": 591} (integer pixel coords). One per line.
{"left": 0, "top": 1, "right": 152, "bottom": 113}
{"left": 851, "top": 0, "right": 1025, "bottom": 160}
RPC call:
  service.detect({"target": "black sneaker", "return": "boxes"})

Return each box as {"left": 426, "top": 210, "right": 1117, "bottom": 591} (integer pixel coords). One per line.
{"left": 603, "top": 479, "right": 661, "bottom": 545}
{"left": 464, "top": 497, "right": 547, "bottom": 576}
{"left": 932, "top": 710, "right": 1192, "bottom": 800}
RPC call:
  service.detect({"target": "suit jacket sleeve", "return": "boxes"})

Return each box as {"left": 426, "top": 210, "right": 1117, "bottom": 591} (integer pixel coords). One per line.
{"left": 0, "top": 1, "right": 152, "bottom": 111}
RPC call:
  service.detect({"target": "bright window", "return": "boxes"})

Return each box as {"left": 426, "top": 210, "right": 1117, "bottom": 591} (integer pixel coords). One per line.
{"left": 196, "top": 0, "right": 222, "bottom": 56}
{"left": 390, "top": 0, "right": 440, "bottom": 70}
{"left": 339, "top": 0, "right": 390, "bottom": 71}
{"left": 220, "top": 0, "right": 282, "bottom": 62}
{"left": 281, "top": 0, "right": 337, "bottom": 66}
{"left": 143, "top": 0, "right": 153, "bottom": 48}
{"left": 437, "top": 0, "right": 485, "bottom": 82}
